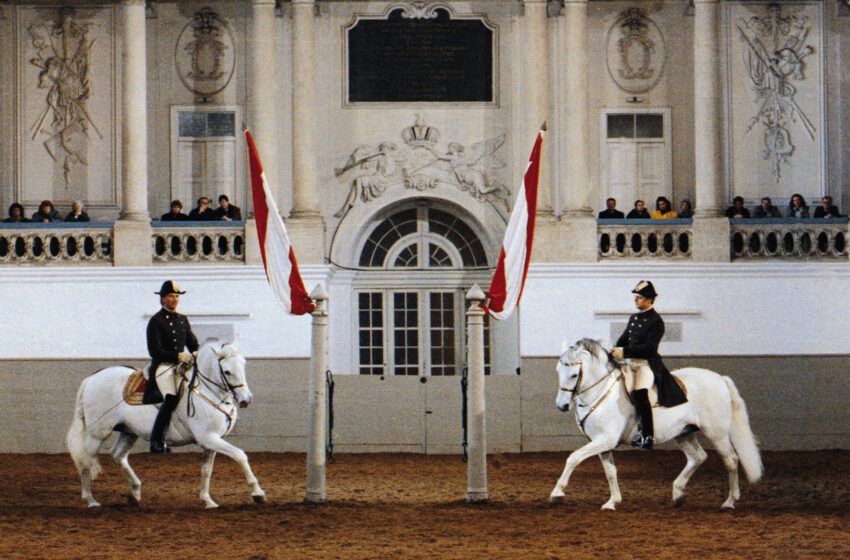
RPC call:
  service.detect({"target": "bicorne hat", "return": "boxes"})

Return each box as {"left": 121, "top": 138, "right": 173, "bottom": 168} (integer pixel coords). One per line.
{"left": 631, "top": 280, "right": 657, "bottom": 299}
{"left": 155, "top": 280, "right": 186, "bottom": 296}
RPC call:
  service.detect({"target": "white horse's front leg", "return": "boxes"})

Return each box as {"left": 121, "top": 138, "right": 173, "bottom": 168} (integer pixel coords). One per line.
{"left": 110, "top": 433, "right": 141, "bottom": 506}
{"left": 197, "top": 434, "right": 266, "bottom": 504}
{"left": 199, "top": 450, "right": 218, "bottom": 509}
{"left": 549, "top": 439, "right": 615, "bottom": 504}
{"left": 598, "top": 451, "right": 621, "bottom": 510}
{"left": 672, "top": 433, "right": 707, "bottom": 507}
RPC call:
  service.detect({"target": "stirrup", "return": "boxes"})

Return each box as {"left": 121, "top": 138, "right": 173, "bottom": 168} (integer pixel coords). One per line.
{"left": 631, "top": 434, "right": 654, "bottom": 450}
{"left": 150, "top": 440, "right": 171, "bottom": 454}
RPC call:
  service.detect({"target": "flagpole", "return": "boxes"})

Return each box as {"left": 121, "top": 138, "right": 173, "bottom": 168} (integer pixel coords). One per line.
{"left": 305, "top": 283, "right": 329, "bottom": 503}
{"left": 465, "top": 284, "right": 488, "bottom": 502}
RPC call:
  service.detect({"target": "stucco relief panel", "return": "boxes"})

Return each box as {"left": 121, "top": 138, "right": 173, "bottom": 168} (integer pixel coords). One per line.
{"left": 174, "top": 7, "right": 236, "bottom": 99}
{"left": 726, "top": 2, "right": 823, "bottom": 202}
{"left": 16, "top": 5, "right": 117, "bottom": 210}
{"left": 605, "top": 7, "right": 667, "bottom": 94}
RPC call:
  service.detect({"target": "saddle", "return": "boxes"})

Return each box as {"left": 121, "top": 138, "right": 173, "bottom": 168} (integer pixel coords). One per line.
{"left": 621, "top": 360, "right": 688, "bottom": 407}
{"left": 122, "top": 366, "right": 187, "bottom": 406}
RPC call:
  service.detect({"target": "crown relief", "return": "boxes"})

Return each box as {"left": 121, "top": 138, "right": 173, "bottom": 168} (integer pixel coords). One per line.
{"left": 334, "top": 116, "right": 509, "bottom": 219}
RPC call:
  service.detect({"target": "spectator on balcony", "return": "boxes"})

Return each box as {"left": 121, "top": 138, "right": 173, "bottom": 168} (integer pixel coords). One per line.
{"left": 626, "top": 199, "right": 650, "bottom": 219}
{"left": 725, "top": 196, "right": 751, "bottom": 219}
{"left": 813, "top": 196, "right": 841, "bottom": 218}
{"left": 161, "top": 200, "right": 190, "bottom": 221}
{"left": 677, "top": 199, "right": 693, "bottom": 219}
{"left": 31, "top": 200, "right": 62, "bottom": 223}
{"left": 650, "top": 196, "right": 678, "bottom": 219}
{"left": 787, "top": 193, "right": 809, "bottom": 219}
{"left": 214, "top": 194, "right": 242, "bottom": 222}
{"left": 188, "top": 197, "right": 216, "bottom": 221}
{"left": 3, "top": 203, "right": 30, "bottom": 223}
{"left": 753, "top": 196, "right": 782, "bottom": 218}
{"left": 64, "top": 201, "right": 90, "bottom": 223}
{"left": 598, "top": 197, "right": 625, "bottom": 220}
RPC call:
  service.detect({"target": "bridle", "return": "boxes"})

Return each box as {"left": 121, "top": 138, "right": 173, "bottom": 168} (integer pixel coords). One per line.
{"left": 185, "top": 351, "right": 246, "bottom": 428}
{"left": 559, "top": 352, "right": 624, "bottom": 432}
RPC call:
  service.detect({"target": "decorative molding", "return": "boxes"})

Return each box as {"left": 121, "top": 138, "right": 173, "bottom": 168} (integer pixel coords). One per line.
{"left": 606, "top": 8, "right": 666, "bottom": 94}
{"left": 27, "top": 7, "right": 102, "bottom": 187}
{"left": 0, "top": 225, "right": 112, "bottom": 265}
{"left": 334, "top": 117, "right": 509, "bottom": 219}
{"left": 735, "top": 3, "right": 815, "bottom": 180}
{"left": 597, "top": 221, "right": 692, "bottom": 259}
{"left": 174, "top": 8, "right": 236, "bottom": 99}
{"left": 387, "top": 1, "right": 455, "bottom": 19}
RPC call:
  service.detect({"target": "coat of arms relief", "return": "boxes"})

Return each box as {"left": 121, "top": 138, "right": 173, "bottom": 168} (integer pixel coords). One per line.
{"left": 334, "top": 117, "right": 509, "bottom": 219}
{"left": 736, "top": 3, "right": 815, "bottom": 180}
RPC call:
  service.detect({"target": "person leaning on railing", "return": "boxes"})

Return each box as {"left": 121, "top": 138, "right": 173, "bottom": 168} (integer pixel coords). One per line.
{"left": 752, "top": 197, "right": 782, "bottom": 218}
{"left": 188, "top": 197, "right": 216, "bottom": 221}
{"left": 31, "top": 200, "right": 62, "bottom": 223}
{"left": 64, "top": 201, "right": 90, "bottom": 223}
{"left": 677, "top": 199, "right": 693, "bottom": 219}
{"left": 626, "top": 199, "right": 650, "bottom": 219}
{"left": 813, "top": 196, "right": 842, "bottom": 218}
{"left": 725, "top": 196, "right": 751, "bottom": 219}
{"left": 598, "top": 197, "right": 625, "bottom": 219}
{"left": 161, "top": 199, "right": 190, "bottom": 221}
{"left": 650, "top": 196, "right": 678, "bottom": 219}
{"left": 787, "top": 193, "right": 809, "bottom": 218}
{"left": 213, "top": 194, "right": 242, "bottom": 221}
{"left": 3, "top": 203, "right": 30, "bottom": 223}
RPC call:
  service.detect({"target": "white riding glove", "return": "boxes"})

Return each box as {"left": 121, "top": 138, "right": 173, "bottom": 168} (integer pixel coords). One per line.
{"left": 177, "top": 351, "right": 193, "bottom": 364}
{"left": 611, "top": 347, "right": 625, "bottom": 361}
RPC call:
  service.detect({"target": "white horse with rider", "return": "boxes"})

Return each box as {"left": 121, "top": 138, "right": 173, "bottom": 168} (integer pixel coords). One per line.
{"left": 66, "top": 339, "right": 266, "bottom": 508}
{"left": 550, "top": 338, "right": 762, "bottom": 510}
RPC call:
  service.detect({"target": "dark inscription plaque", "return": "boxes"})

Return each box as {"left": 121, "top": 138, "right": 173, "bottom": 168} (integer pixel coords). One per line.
{"left": 348, "top": 8, "right": 493, "bottom": 103}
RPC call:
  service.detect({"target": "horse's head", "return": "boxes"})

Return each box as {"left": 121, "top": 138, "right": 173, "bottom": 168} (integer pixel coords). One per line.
{"left": 200, "top": 340, "right": 253, "bottom": 408}
{"left": 555, "top": 338, "right": 613, "bottom": 412}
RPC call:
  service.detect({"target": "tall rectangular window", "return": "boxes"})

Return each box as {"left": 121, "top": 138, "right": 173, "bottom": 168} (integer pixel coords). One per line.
{"left": 358, "top": 292, "right": 384, "bottom": 375}
{"left": 393, "top": 292, "right": 419, "bottom": 375}
{"left": 429, "top": 292, "right": 456, "bottom": 376}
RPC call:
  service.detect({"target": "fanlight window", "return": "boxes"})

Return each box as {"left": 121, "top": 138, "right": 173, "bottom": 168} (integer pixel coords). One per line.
{"left": 356, "top": 206, "right": 490, "bottom": 376}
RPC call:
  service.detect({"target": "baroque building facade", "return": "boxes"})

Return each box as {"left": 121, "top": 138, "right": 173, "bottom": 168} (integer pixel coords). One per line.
{"left": 1, "top": 0, "right": 849, "bottom": 453}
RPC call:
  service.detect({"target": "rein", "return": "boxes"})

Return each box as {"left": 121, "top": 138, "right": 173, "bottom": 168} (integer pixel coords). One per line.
{"left": 186, "top": 354, "right": 243, "bottom": 429}
{"left": 561, "top": 357, "right": 624, "bottom": 433}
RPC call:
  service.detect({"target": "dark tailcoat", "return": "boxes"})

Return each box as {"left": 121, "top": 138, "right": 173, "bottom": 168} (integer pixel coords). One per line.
{"left": 146, "top": 308, "right": 199, "bottom": 378}
{"left": 616, "top": 307, "right": 687, "bottom": 407}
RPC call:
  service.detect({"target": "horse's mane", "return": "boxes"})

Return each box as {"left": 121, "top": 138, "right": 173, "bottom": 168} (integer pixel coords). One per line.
{"left": 200, "top": 338, "right": 240, "bottom": 359}
{"left": 576, "top": 338, "right": 613, "bottom": 369}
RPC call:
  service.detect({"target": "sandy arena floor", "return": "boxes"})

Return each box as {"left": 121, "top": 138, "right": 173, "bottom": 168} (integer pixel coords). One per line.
{"left": 0, "top": 450, "right": 848, "bottom": 559}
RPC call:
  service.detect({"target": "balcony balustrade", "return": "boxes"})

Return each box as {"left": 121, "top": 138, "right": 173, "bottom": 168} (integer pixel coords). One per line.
{"left": 730, "top": 218, "right": 849, "bottom": 259}
{"left": 0, "top": 223, "right": 113, "bottom": 264}
{"left": 151, "top": 221, "right": 245, "bottom": 263}
{"left": 597, "top": 219, "right": 693, "bottom": 259}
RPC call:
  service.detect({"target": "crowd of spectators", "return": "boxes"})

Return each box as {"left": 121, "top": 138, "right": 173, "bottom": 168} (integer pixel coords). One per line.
{"left": 598, "top": 194, "right": 844, "bottom": 220}
{"left": 3, "top": 194, "right": 244, "bottom": 224}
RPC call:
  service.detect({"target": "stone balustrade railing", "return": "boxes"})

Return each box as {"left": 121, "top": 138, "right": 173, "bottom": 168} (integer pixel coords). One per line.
{"left": 152, "top": 221, "right": 245, "bottom": 263}
{"left": 730, "top": 218, "right": 849, "bottom": 259}
{"left": 0, "top": 223, "right": 113, "bottom": 264}
{"left": 598, "top": 219, "right": 693, "bottom": 259}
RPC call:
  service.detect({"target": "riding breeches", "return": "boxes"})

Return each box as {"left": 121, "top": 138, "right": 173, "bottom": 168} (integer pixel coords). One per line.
{"left": 629, "top": 360, "right": 654, "bottom": 391}
{"left": 154, "top": 363, "right": 180, "bottom": 396}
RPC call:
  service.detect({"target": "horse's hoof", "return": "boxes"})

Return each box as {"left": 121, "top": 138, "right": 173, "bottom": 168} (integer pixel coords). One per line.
{"left": 126, "top": 494, "right": 140, "bottom": 507}
{"left": 673, "top": 496, "right": 685, "bottom": 508}
{"left": 601, "top": 503, "right": 617, "bottom": 511}
{"left": 721, "top": 502, "right": 735, "bottom": 511}
{"left": 548, "top": 494, "right": 565, "bottom": 505}
{"left": 253, "top": 494, "right": 267, "bottom": 504}
{"left": 86, "top": 501, "right": 101, "bottom": 508}
{"left": 204, "top": 501, "right": 219, "bottom": 509}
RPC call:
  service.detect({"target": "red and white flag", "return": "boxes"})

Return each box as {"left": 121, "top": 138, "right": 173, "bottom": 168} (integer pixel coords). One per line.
{"left": 483, "top": 125, "right": 545, "bottom": 321}
{"left": 246, "top": 130, "right": 315, "bottom": 315}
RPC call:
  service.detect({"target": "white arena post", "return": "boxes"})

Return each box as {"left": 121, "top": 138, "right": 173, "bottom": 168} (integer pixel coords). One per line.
{"left": 465, "top": 284, "right": 489, "bottom": 502}
{"left": 305, "top": 283, "right": 329, "bottom": 503}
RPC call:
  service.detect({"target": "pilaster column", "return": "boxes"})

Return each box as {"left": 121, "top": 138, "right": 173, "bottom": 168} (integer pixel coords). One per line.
{"left": 561, "top": 0, "right": 591, "bottom": 217}
{"left": 114, "top": 0, "right": 151, "bottom": 266}
{"left": 693, "top": 0, "right": 723, "bottom": 218}
{"left": 524, "top": 0, "right": 551, "bottom": 215}
{"left": 291, "top": 0, "right": 320, "bottom": 218}
{"left": 120, "top": 0, "right": 148, "bottom": 222}
{"left": 692, "top": 0, "right": 729, "bottom": 261}
{"left": 249, "top": 0, "right": 278, "bottom": 205}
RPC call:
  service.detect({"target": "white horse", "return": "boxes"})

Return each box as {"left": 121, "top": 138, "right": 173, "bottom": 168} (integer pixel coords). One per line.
{"left": 550, "top": 338, "right": 762, "bottom": 510}
{"left": 66, "top": 340, "right": 266, "bottom": 508}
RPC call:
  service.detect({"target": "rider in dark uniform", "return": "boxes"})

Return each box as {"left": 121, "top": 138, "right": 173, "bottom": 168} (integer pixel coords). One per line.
{"left": 147, "top": 280, "right": 199, "bottom": 453}
{"left": 612, "top": 280, "right": 687, "bottom": 449}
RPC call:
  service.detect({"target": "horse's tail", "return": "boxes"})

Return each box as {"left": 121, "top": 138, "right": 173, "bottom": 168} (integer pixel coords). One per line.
{"left": 723, "top": 376, "right": 763, "bottom": 484}
{"left": 66, "top": 377, "right": 101, "bottom": 480}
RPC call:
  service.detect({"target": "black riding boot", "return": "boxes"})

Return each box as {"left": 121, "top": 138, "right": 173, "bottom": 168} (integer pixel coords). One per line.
{"left": 631, "top": 389, "right": 654, "bottom": 449}
{"left": 150, "top": 394, "right": 179, "bottom": 453}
